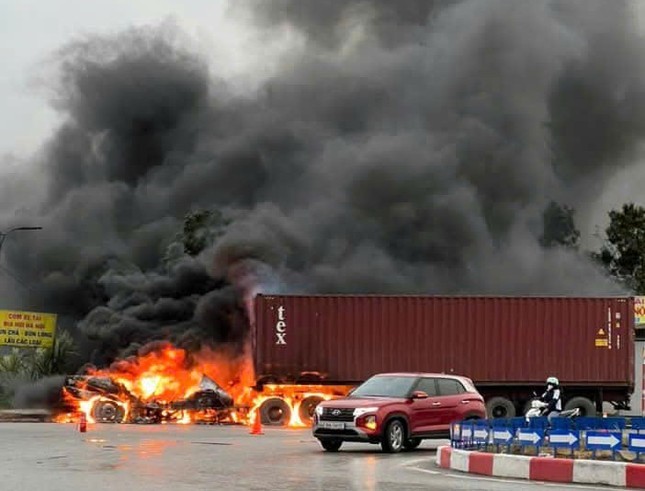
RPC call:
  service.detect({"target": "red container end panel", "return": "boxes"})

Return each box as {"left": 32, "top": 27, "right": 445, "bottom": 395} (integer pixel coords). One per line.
{"left": 254, "top": 295, "right": 634, "bottom": 386}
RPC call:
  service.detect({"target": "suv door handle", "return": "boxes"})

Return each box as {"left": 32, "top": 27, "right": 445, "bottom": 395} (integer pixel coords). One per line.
{"left": 461, "top": 400, "right": 470, "bottom": 404}
{"left": 431, "top": 402, "right": 441, "bottom": 406}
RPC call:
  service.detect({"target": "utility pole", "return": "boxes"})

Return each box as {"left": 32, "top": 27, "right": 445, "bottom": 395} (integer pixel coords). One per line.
{"left": 0, "top": 226, "right": 42, "bottom": 260}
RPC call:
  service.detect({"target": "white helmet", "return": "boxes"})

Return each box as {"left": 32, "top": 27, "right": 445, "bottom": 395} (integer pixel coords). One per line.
{"left": 546, "top": 376, "right": 559, "bottom": 385}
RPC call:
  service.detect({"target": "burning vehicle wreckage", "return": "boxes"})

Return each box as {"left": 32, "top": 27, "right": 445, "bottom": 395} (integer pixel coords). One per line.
{"left": 51, "top": 344, "right": 258, "bottom": 425}
{"left": 58, "top": 374, "right": 245, "bottom": 425}
{"left": 50, "top": 345, "right": 343, "bottom": 427}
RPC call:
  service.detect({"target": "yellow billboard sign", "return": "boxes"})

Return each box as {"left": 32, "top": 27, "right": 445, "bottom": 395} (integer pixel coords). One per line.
{"left": 636, "top": 297, "right": 645, "bottom": 329}
{"left": 0, "top": 310, "right": 57, "bottom": 348}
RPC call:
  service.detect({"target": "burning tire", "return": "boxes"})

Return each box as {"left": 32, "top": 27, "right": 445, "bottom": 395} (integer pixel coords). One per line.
{"left": 259, "top": 398, "right": 291, "bottom": 426}
{"left": 298, "top": 396, "right": 324, "bottom": 425}
{"left": 92, "top": 399, "right": 125, "bottom": 423}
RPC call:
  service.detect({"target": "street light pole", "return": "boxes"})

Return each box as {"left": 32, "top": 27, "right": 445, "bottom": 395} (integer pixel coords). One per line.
{"left": 0, "top": 226, "right": 43, "bottom": 259}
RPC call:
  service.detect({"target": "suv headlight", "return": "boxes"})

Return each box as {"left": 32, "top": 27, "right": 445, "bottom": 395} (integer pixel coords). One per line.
{"left": 315, "top": 405, "right": 324, "bottom": 416}
{"left": 353, "top": 407, "right": 378, "bottom": 417}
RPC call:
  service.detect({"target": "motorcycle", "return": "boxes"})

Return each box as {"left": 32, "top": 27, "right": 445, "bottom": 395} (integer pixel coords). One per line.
{"left": 524, "top": 394, "right": 580, "bottom": 422}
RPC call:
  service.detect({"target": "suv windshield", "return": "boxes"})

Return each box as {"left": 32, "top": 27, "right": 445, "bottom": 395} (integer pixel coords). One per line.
{"left": 350, "top": 376, "right": 417, "bottom": 398}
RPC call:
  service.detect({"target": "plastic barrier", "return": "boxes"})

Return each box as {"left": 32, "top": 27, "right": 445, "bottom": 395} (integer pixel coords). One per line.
{"left": 450, "top": 416, "right": 637, "bottom": 460}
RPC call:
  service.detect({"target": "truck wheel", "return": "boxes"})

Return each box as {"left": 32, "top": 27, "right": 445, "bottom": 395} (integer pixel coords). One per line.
{"left": 260, "top": 398, "right": 292, "bottom": 426}
{"left": 92, "top": 400, "right": 125, "bottom": 423}
{"left": 299, "top": 396, "right": 324, "bottom": 425}
{"left": 403, "top": 437, "right": 421, "bottom": 451}
{"left": 320, "top": 439, "right": 342, "bottom": 452}
{"left": 486, "top": 397, "right": 516, "bottom": 419}
{"left": 564, "top": 397, "right": 596, "bottom": 416}
{"left": 381, "top": 419, "right": 406, "bottom": 453}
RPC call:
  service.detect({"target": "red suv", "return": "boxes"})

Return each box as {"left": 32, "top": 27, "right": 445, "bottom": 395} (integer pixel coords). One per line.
{"left": 312, "top": 372, "right": 486, "bottom": 452}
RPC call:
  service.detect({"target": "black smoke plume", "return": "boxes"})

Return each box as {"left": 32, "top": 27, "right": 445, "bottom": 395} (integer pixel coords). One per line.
{"left": 1, "top": 1, "right": 643, "bottom": 386}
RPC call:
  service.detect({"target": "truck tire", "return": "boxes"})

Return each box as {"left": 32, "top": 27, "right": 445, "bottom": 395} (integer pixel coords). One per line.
{"left": 564, "top": 397, "right": 596, "bottom": 417}
{"left": 260, "top": 398, "right": 292, "bottom": 426}
{"left": 299, "top": 396, "right": 324, "bottom": 425}
{"left": 381, "top": 419, "right": 406, "bottom": 453}
{"left": 486, "top": 397, "right": 516, "bottom": 419}
{"left": 92, "top": 399, "right": 125, "bottom": 423}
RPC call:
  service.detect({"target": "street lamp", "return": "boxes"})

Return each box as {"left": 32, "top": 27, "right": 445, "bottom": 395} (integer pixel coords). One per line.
{"left": 0, "top": 226, "right": 43, "bottom": 258}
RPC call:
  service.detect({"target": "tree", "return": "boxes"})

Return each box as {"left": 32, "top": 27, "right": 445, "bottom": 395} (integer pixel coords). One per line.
{"left": 182, "top": 210, "right": 215, "bottom": 256}
{"left": 540, "top": 201, "right": 580, "bottom": 249}
{"left": 0, "top": 350, "right": 27, "bottom": 377}
{"left": 0, "top": 330, "right": 77, "bottom": 381}
{"left": 0, "top": 331, "right": 78, "bottom": 408}
{"left": 164, "top": 209, "right": 231, "bottom": 265}
{"left": 28, "top": 330, "right": 78, "bottom": 378}
{"left": 594, "top": 203, "right": 645, "bottom": 293}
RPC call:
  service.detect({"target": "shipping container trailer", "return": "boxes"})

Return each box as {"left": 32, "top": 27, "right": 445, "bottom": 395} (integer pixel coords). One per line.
{"left": 252, "top": 294, "right": 635, "bottom": 423}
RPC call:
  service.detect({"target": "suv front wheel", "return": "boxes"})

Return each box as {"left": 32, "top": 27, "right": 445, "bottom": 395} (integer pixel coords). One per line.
{"left": 403, "top": 437, "right": 421, "bottom": 450}
{"left": 381, "top": 419, "right": 406, "bottom": 453}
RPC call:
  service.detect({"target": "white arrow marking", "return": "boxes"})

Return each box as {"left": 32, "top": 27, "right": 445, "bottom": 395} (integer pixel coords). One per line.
{"left": 588, "top": 434, "right": 620, "bottom": 448}
{"left": 493, "top": 429, "right": 512, "bottom": 441}
{"left": 518, "top": 431, "right": 541, "bottom": 445}
{"left": 550, "top": 433, "right": 578, "bottom": 445}
{"left": 474, "top": 429, "right": 488, "bottom": 440}
{"left": 631, "top": 437, "right": 645, "bottom": 449}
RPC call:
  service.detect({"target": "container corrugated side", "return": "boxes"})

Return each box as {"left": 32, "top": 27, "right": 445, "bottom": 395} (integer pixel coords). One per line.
{"left": 254, "top": 295, "right": 634, "bottom": 386}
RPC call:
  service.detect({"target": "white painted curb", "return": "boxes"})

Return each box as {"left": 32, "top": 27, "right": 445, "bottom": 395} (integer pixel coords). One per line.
{"left": 436, "top": 446, "right": 645, "bottom": 488}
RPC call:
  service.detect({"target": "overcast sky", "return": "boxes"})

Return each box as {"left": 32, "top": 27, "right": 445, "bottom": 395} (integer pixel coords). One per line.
{"left": 0, "top": 0, "right": 293, "bottom": 159}
{"left": 3, "top": 0, "right": 645, "bottom": 160}
{"left": 0, "top": 0, "right": 644, "bottom": 239}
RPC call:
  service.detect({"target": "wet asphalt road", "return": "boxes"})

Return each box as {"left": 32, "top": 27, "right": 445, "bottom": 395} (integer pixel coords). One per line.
{"left": 0, "top": 423, "right": 630, "bottom": 490}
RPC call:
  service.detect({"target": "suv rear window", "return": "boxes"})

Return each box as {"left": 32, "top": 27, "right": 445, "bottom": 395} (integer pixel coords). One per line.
{"left": 437, "top": 378, "right": 465, "bottom": 395}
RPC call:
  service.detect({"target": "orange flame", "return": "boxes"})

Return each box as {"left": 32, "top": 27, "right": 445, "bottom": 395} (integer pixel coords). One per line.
{"left": 54, "top": 342, "right": 348, "bottom": 427}
{"left": 247, "top": 384, "right": 350, "bottom": 428}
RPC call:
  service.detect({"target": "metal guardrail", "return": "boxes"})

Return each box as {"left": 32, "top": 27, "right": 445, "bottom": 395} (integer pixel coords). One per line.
{"left": 450, "top": 417, "right": 645, "bottom": 460}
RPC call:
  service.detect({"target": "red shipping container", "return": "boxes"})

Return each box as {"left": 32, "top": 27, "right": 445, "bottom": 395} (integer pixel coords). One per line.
{"left": 254, "top": 295, "right": 634, "bottom": 387}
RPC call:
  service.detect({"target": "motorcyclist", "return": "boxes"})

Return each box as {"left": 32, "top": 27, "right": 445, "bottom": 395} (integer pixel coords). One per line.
{"left": 540, "top": 376, "right": 562, "bottom": 422}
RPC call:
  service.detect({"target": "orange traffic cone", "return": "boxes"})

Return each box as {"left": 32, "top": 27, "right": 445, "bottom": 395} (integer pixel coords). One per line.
{"left": 249, "top": 408, "right": 263, "bottom": 435}
{"left": 78, "top": 412, "right": 87, "bottom": 433}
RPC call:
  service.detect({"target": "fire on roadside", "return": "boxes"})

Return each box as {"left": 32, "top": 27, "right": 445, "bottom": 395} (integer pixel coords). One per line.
{"left": 247, "top": 384, "right": 349, "bottom": 428}
{"left": 52, "top": 343, "right": 345, "bottom": 427}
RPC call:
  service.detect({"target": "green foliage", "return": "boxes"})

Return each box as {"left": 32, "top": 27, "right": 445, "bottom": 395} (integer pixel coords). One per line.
{"left": 594, "top": 203, "right": 645, "bottom": 294}
{"left": 183, "top": 210, "right": 214, "bottom": 256}
{"left": 0, "top": 349, "right": 26, "bottom": 378}
{"left": 540, "top": 201, "right": 580, "bottom": 249}
{"left": 164, "top": 209, "right": 231, "bottom": 264}
{"left": 0, "top": 330, "right": 77, "bottom": 381}
{"left": 0, "top": 330, "right": 77, "bottom": 407}
{"left": 30, "top": 330, "right": 78, "bottom": 378}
